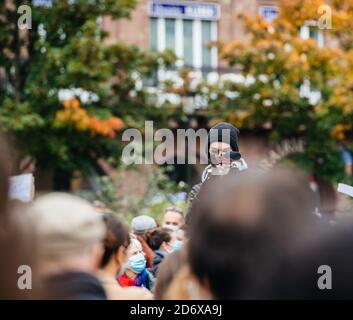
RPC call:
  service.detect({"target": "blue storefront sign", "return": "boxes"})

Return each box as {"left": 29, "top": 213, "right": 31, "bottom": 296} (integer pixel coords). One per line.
{"left": 33, "top": 0, "right": 53, "bottom": 7}
{"left": 259, "top": 6, "right": 279, "bottom": 22}
{"left": 149, "top": 0, "right": 220, "bottom": 21}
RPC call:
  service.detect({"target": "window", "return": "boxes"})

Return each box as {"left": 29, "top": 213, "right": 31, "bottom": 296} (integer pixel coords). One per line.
{"left": 201, "top": 20, "right": 212, "bottom": 68}
{"left": 165, "top": 19, "right": 175, "bottom": 51}
{"left": 300, "top": 21, "right": 324, "bottom": 47}
{"left": 149, "top": 0, "right": 219, "bottom": 69}
{"left": 183, "top": 20, "right": 194, "bottom": 66}
{"left": 150, "top": 18, "right": 217, "bottom": 69}
{"left": 150, "top": 17, "right": 158, "bottom": 50}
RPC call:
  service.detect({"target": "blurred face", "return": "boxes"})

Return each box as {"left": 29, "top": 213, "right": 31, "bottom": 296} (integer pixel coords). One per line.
{"left": 89, "top": 242, "right": 105, "bottom": 272}
{"left": 127, "top": 245, "right": 146, "bottom": 274}
{"left": 176, "top": 229, "right": 185, "bottom": 242}
{"left": 163, "top": 211, "right": 183, "bottom": 231}
{"left": 161, "top": 234, "right": 175, "bottom": 254}
{"left": 129, "top": 246, "right": 144, "bottom": 258}
{"left": 115, "top": 245, "right": 128, "bottom": 273}
{"left": 209, "top": 141, "right": 232, "bottom": 165}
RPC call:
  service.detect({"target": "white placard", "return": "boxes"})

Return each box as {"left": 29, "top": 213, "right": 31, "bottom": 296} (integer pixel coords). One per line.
{"left": 9, "top": 174, "right": 34, "bottom": 202}
{"left": 337, "top": 183, "right": 353, "bottom": 198}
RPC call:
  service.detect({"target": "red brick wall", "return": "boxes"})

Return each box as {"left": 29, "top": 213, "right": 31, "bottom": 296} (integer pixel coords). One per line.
{"left": 102, "top": 0, "right": 279, "bottom": 49}
{"left": 102, "top": 0, "right": 150, "bottom": 47}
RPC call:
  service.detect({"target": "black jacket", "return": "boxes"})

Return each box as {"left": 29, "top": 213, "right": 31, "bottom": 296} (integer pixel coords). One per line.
{"left": 186, "top": 160, "right": 248, "bottom": 226}
{"left": 152, "top": 250, "right": 167, "bottom": 277}
{"left": 44, "top": 271, "right": 107, "bottom": 300}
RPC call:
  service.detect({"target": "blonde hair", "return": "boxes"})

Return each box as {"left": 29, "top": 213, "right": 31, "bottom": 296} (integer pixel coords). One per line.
{"left": 127, "top": 238, "right": 142, "bottom": 255}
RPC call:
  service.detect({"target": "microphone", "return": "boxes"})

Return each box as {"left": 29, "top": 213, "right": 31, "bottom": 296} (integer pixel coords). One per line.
{"left": 229, "top": 151, "right": 241, "bottom": 161}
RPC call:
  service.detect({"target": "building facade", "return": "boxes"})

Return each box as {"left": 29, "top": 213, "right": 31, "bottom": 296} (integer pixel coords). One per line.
{"left": 99, "top": 0, "right": 330, "bottom": 209}
{"left": 102, "top": 0, "right": 280, "bottom": 70}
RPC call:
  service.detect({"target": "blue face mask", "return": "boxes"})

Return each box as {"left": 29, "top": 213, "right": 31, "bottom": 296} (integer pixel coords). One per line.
{"left": 163, "top": 224, "right": 179, "bottom": 232}
{"left": 129, "top": 253, "right": 146, "bottom": 274}
{"left": 173, "top": 240, "right": 183, "bottom": 251}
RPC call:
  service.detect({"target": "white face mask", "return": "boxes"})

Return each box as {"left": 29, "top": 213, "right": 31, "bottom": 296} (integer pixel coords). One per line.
{"left": 163, "top": 224, "right": 179, "bottom": 232}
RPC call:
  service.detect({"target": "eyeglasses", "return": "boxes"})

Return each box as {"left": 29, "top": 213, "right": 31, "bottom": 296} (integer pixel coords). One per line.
{"left": 209, "top": 148, "right": 231, "bottom": 155}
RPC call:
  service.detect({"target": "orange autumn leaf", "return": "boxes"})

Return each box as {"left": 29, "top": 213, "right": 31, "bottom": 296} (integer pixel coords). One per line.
{"left": 55, "top": 99, "right": 124, "bottom": 137}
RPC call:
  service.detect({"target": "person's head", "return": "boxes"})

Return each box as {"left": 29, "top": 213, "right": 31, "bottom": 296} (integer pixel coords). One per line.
{"left": 131, "top": 215, "right": 157, "bottom": 236}
{"left": 162, "top": 207, "right": 184, "bottom": 232}
{"left": 173, "top": 226, "right": 186, "bottom": 251}
{"left": 126, "top": 238, "right": 147, "bottom": 275}
{"left": 93, "top": 200, "right": 112, "bottom": 214}
{"left": 154, "top": 249, "right": 185, "bottom": 299}
{"left": 188, "top": 168, "right": 321, "bottom": 299}
{"left": 29, "top": 193, "right": 106, "bottom": 276}
{"left": 207, "top": 122, "right": 240, "bottom": 166}
{"left": 100, "top": 212, "right": 130, "bottom": 275}
{"left": 0, "top": 132, "right": 11, "bottom": 216}
{"left": 0, "top": 133, "right": 38, "bottom": 299}
{"left": 176, "top": 227, "right": 185, "bottom": 240}
{"left": 265, "top": 221, "right": 353, "bottom": 299}
{"left": 148, "top": 228, "right": 174, "bottom": 253}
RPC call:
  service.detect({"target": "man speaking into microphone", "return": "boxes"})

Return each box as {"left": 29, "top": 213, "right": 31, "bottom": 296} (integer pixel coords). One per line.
{"left": 185, "top": 122, "right": 248, "bottom": 225}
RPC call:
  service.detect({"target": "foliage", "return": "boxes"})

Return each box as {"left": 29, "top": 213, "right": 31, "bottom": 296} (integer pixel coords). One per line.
{"left": 77, "top": 166, "right": 188, "bottom": 224}
{"left": 161, "top": 0, "right": 353, "bottom": 182}
{"left": 54, "top": 98, "right": 124, "bottom": 137}
{"left": 0, "top": 0, "right": 176, "bottom": 175}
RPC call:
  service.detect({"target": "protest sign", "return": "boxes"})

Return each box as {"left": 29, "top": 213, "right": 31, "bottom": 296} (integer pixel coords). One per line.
{"left": 337, "top": 183, "right": 353, "bottom": 198}
{"left": 9, "top": 174, "right": 34, "bottom": 202}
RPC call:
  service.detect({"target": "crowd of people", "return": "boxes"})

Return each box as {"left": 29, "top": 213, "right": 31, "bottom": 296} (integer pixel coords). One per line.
{"left": 1, "top": 123, "right": 353, "bottom": 299}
